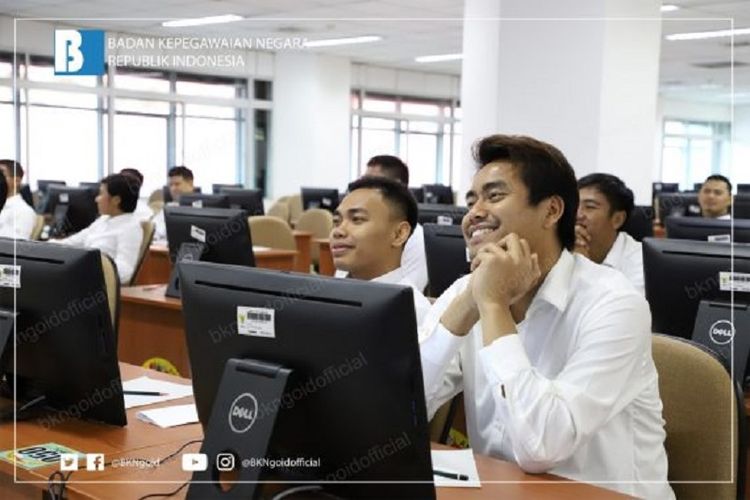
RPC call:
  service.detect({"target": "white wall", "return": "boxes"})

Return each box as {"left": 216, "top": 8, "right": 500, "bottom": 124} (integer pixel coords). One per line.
{"left": 351, "top": 64, "right": 460, "bottom": 100}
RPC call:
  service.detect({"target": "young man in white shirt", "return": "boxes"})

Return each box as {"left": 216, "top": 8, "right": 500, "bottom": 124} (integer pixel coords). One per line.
{"left": 57, "top": 174, "right": 144, "bottom": 284}
{"left": 575, "top": 173, "right": 644, "bottom": 293}
{"left": 331, "top": 176, "right": 430, "bottom": 325}
{"left": 0, "top": 160, "right": 37, "bottom": 240}
{"left": 152, "top": 166, "right": 196, "bottom": 240}
{"left": 420, "top": 134, "right": 673, "bottom": 499}
{"left": 698, "top": 174, "right": 732, "bottom": 220}
{"left": 335, "top": 155, "right": 428, "bottom": 291}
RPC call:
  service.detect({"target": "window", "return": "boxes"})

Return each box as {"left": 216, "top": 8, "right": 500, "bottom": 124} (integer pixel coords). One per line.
{"left": 661, "top": 119, "right": 730, "bottom": 190}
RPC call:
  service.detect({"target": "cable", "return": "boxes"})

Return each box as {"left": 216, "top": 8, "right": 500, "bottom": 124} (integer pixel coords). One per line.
{"left": 136, "top": 480, "right": 190, "bottom": 500}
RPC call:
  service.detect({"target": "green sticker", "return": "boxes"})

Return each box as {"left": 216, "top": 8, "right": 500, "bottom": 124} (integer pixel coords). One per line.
{"left": 0, "top": 442, "right": 84, "bottom": 470}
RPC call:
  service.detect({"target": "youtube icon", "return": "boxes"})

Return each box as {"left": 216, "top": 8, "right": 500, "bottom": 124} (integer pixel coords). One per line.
{"left": 181, "top": 453, "right": 207, "bottom": 472}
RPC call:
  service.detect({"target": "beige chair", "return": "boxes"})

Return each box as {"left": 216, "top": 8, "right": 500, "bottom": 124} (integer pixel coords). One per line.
{"left": 652, "top": 334, "right": 746, "bottom": 500}
{"left": 248, "top": 216, "right": 296, "bottom": 251}
{"left": 295, "top": 208, "right": 333, "bottom": 266}
{"left": 99, "top": 253, "right": 120, "bottom": 334}
{"left": 267, "top": 200, "right": 290, "bottom": 222}
{"left": 287, "top": 194, "right": 303, "bottom": 227}
{"left": 30, "top": 215, "right": 45, "bottom": 240}
{"left": 128, "top": 220, "right": 155, "bottom": 286}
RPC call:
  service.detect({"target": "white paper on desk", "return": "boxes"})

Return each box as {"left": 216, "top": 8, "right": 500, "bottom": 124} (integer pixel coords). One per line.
{"left": 431, "top": 449, "right": 481, "bottom": 488}
{"left": 137, "top": 403, "right": 198, "bottom": 428}
{"left": 122, "top": 376, "right": 193, "bottom": 409}
{"left": 252, "top": 245, "right": 271, "bottom": 252}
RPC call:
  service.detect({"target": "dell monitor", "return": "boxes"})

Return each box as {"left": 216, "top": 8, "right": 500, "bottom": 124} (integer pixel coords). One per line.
{"left": 417, "top": 203, "right": 467, "bottom": 226}
{"left": 409, "top": 187, "right": 425, "bottom": 203}
{"left": 665, "top": 216, "right": 750, "bottom": 243}
{"left": 737, "top": 184, "right": 750, "bottom": 194}
{"left": 301, "top": 187, "right": 339, "bottom": 212}
{"left": 656, "top": 192, "right": 700, "bottom": 222}
{"left": 735, "top": 195, "right": 750, "bottom": 219}
{"left": 422, "top": 184, "right": 454, "bottom": 205}
{"left": 163, "top": 185, "right": 202, "bottom": 204}
{"left": 217, "top": 187, "right": 264, "bottom": 216}
{"left": 178, "top": 193, "right": 230, "bottom": 209}
{"left": 179, "top": 262, "right": 434, "bottom": 499}
{"left": 45, "top": 186, "right": 98, "bottom": 238}
{"left": 621, "top": 205, "right": 654, "bottom": 242}
{"left": 0, "top": 238, "right": 125, "bottom": 425}
{"left": 78, "top": 181, "right": 101, "bottom": 193}
{"left": 163, "top": 206, "right": 255, "bottom": 298}
{"left": 692, "top": 182, "right": 704, "bottom": 192}
{"left": 212, "top": 183, "right": 242, "bottom": 194}
{"left": 423, "top": 223, "right": 470, "bottom": 298}
{"left": 36, "top": 179, "right": 66, "bottom": 194}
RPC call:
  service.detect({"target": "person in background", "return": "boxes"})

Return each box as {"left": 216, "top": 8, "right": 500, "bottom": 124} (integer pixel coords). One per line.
{"left": 575, "top": 173, "right": 643, "bottom": 293}
{"left": 153, "top": 166, "right": 195, "bottom": 240}
{"left": 120, "top": 167, "right": 151, "bottom": 221}
{"left": 336, "top": 155, "right": 428, "bottom": 292}
{"left": 331, "top": 176, "right": 430, "bottom": 324}
{"left": 55, "top": 174, "right": 143, "bottom": 284}
{"left": 0, "top": 159, "right": 37, "bottom": 239}
{"left": 698, "top": 174, "right": 732, "bottom": 219}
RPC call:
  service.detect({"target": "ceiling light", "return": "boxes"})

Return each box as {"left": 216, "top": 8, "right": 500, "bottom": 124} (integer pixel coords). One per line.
{"left": 162, "top": 15, "right": 243, "bottom": 28}
{"left": 661, "top": 5, "right": 680, "bottom": 12}
{"left": 303, "top": 36, "right": 381, "bottom": 48}
{"left": 666, "top": 27, "right": 750, "bottom": 41}
{"left": 415, "top": 53, "right": 463, "bottom": 63}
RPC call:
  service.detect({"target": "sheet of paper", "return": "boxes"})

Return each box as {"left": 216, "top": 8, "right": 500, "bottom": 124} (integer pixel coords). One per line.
{"left": 122, "top": 376, "right": 193, "bottom": 409}
{"left": 252, "top": 245, "right": 271, "bottom": 252}
{"left": 431, "top": 449, "right": 481, "bottom": 488}
{"left": 137, "top": 403, "right": 198, "bottom": 428}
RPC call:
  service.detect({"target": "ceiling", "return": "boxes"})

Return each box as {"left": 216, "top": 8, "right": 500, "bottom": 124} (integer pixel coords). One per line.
{"left": 1, "top": 0, "right": 749, "bottom": 104}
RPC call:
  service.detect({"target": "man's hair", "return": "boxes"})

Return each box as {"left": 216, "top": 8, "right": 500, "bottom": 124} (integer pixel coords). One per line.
{"left": 120, "top": 168, "right": 144, "bottom": 186}
{"left": 472, "top": 135, "right": 579, "bottom": 250}
{"left": 167, "top": 166, "right": 194, "bottom": 181}
{"left": 347, "top": 176, "right": 418, "bottom": 237}
{"left": 703, "top": 174, "right": 732, "bottom": 194}
{"left": 0, "top": 159, "right": 24, "bottom": 180}
{"left": 366, "top": 155, "right": 409, "bottom": 185}
{"left": 577, "top": 173, "right": 635, "bottom": 230}
{"left": 101, "top": 174, "right": 140, "bottom": 213}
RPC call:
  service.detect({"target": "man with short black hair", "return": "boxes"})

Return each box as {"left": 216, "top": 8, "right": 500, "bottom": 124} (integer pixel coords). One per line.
{"left": 0, "top": 159, "right": 36, "bottom": 239}
{"left": 56, "top": 174, "right": 143, "bottom": 284}
{"left": 120, "top": 167, "right": 152, "bottom": 221}
{"left": 576, "top": 173, "right": 643, "bottom": 292}
{"left": 332, "top": 176, "right": 429, "bottom": 324}
{"left": 153, "top": 166, "right": 196, "bottom": 240}
{"left": 420, "top": 134, "right": 672, "bottom": 499}
{"left": 698, "top": 174, "right": 732, "bottom": 219}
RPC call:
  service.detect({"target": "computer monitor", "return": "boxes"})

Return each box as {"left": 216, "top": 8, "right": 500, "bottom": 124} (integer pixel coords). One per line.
{"left": 656, "top": 192, "right": 700, "bottom": 222}
{"left": 423, "top": 223, "right": 470, "bottom": 297}
{"left": 301, "top": 187, "right": 339, "bottom": 211}
{"left": 737, "top": 184, "right": 750, "bottom": 194}
{"left": 409, "top": 187, "right": 425, "bottom": 203}
{"left": 36, "top": 179, "right": 66, "bottom": 194}
{"left": 620, "top": 205, "right": 654, "bottom": 242}
{"left": 665, "top": 216, "right": 750, "bottom": 243}
{"left": 78, "top": 181, "right": 101, "bottom": 194}
{"left": 417, "top": 203, "right": 468, "bottom": 226}
{"left": 178, "top": 193, "right": 230, "bottom": 209}
{"left": 217, "top": 187, "right": 264, "bottom": 216}
{"left": 163, "top": 206, "right": 255, "bottom": 297}
{"left": 691, "top": 182, "right": 703, "bottom": 192}
{"left": 422, "top": 184, "right": 454, "bottom": 205}
{"left": 162, "top": 185, "right": 202, "bottom": 204}
{"left": 0, "top": 238, "right": 125, "bottom": 425}
{"left": 45, "top": 186, "right": 98, "bottom": 237}
{"left": 735, "top": 195, "right": 750, "bottom": 219}
{"left": 179, "top": 262, "right": 434, "bottom": 499}
{"left": 212, "top": 183, "right": 242, "bottom": 194}
{"left": 643, "top": 238, "right": 750, "bottom": 340}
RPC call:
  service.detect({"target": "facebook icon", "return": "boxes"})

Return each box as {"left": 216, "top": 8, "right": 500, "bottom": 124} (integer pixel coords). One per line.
{"left": 54, "top": 29, "right": 105, "bottom": 75}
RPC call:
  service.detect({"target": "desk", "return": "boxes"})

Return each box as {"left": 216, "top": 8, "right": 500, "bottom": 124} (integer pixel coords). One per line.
{"left": 292, "top": 230, "right": 312, "bottom": 273}
{"left": 0, "top": 365, "right": 628, "bottom": 500}
{"left": 315, "top": 238, "right": 335, "bottom": 276}
{"left": 134, "top": 243, "right": 298, "bottom": 285}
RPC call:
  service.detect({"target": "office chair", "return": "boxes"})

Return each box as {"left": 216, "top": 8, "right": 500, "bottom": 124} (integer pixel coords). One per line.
{"left": 100, "top": 253, "right": 120, "bottom": 338}
{"left": 129, "top": 220, "right": 156, "bottom": 286}
{"left": 248, "top": 216, "right": 296, "bottom": 251}
{"left": 296, "top": 209, "right": 333, "bottom": 268}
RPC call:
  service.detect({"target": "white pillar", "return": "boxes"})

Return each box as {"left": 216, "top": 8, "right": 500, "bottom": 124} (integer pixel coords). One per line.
{"left": 458, "top": 0, "right": 662, "bottom": 204}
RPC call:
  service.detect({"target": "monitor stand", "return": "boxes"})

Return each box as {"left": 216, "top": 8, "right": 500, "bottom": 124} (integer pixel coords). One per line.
{"left": 49, "top": 204, "right": 70, "bottom": 238}
{"left": 691, "top": 299, "right": 750, "bottom": 387}
{"left": 186, "top": 358, "right": 293, "bottom": 500}
{"left": 165, "top": 242, "right": 206, "bottom": 299}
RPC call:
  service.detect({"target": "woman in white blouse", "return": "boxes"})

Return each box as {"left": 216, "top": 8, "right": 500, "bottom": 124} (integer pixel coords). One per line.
{"left": 56, "top": 174, "right": 143, "bottom": 284}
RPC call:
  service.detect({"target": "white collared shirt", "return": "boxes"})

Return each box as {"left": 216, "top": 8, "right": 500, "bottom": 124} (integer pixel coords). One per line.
{"left": 602, "top": 231, "right": 644, "bottom": 294}
{"left": 369, "top": 265, "right": 431, "bottom": 326}
{"left": 134, "top": 199, "right": 154, "bottom": 221}
{"left": 0, "top": 194, "right": 37, "bottom": 240}
{"left": 335, "top": 223, "right": 428, "bottom": 291}
{"left": 419, "top": 250, "right": 674, "bottom": 500}
{"left": 56, "top": 212, "right": 144, "bottom": 284}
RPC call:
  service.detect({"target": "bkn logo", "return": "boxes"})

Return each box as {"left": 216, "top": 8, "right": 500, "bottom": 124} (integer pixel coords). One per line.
{"left": 228, "top": 393, "right": 258, "bottom": 434}
{"left": 54, "top": 30, "right": 105, "bottom": 75}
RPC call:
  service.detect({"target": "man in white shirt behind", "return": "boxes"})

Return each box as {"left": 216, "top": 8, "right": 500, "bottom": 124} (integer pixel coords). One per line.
{"left": 575, "top": 173, "right": 644, "bottom": 293}
{"left": 420, "top": 134, "right": 673, "bottom": 499}
{"left": 0, "top": 160, "right": 37, "bottom": 239}
{"left": 152, "top": 166, "right": 196, "bottom": 241}
{"left": 331, "top": 176, "right": 430, "bottom": 325}
{"left": 56, "top": 173, "right": 143, "bottom": 284}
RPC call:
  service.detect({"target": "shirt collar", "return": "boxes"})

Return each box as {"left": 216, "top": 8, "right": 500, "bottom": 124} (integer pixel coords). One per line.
{"left": 532, "top": 249, "right": 575, "bottom": 312}
{"left": 603, "top": 231, "right": 628, "bottom": 269}
{"left": 370, "top": 266, "right": 409, "bottom": 285}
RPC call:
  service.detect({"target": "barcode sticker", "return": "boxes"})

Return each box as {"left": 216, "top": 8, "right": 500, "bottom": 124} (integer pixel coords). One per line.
{"left": 322, "top": 197, "right": 332, "bottom": 207}
{"left": 192, "top": 200, "right": 203, "bottom": 208}
{"left": 190, "top": 225, "right": 206, "bottom": 243}
{"left": 437, "top": 215, "right": 453, "bottom": 225}
{"left": 0, "top": 265, "right": 21, "bottom": 289}
{"left": 60, "top": 193, "right": 69, "bottom": 203}
{"left": 719, "top": 272, "right": 750, "bottom": 292}
{"left": 707, "top": 234, "right": 731, "bottom": 243}
{"left": 237, "top": 306, "right": 275, "bottom": 338}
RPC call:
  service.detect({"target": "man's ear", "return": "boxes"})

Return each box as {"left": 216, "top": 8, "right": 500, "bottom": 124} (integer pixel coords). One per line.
{"left": 541, "top": 195, "right": 564, "bottom": 229}
{"left": 112, "top": 195, "right": 122, "bottom": 209}
{"left": 392, "top": 221, "right": 411, "bottom": 248}
{"left": 610, "top": 210, "right": 626, "bottom": 231}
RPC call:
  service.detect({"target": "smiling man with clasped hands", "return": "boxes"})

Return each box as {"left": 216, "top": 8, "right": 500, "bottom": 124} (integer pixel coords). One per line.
{"left": 419, "top": 134, "right": 674, "bottom": 499}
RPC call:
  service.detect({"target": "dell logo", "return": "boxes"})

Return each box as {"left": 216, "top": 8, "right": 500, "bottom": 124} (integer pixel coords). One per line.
{"left": 54, "top": 30, "right": 105, "bottom": 76}
{"left": 228, "top": 393, "right": 258, "bottom": 434}
{"left": 709, "top": 320, "right": 735, "bottom": 346}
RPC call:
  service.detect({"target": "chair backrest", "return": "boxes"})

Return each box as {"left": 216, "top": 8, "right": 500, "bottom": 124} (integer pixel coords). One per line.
{"left": 129, "top": 220, "right": 155, "bottom": 286}
{"left": 100, "top": 253, "right": 120, "bottom": 335}
{"left": 295, "top": 208, "right": 333, "bottom": 263}
{"left": 30, "top": 215, "right": 45, "bottom": 240}
{"left": 267, "top": 200, "right": 290, "bottom": 223}
{"left": 287, "top": 194, "right": 303, "bottom": 227}
{"left": 652, "top": 334, "right": 746, "bottom": 500}
{"left": 248, "top": 216, "right": 296, "bottom": 250}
